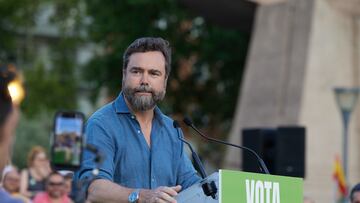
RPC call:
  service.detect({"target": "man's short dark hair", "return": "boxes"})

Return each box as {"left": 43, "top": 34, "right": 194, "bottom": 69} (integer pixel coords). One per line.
{"left": 123, "top": 37, "right": 171, "bottom": 78}
{"left": 351, "top": 183, "right": 360, "bottom": 202}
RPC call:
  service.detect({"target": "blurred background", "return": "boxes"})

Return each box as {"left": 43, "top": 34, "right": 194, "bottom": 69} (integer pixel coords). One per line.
{"left": 1, "top": 0, "right": 360, "bottom": 202}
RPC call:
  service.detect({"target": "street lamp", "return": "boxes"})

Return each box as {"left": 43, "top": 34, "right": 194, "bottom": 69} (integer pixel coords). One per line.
{"left": 334, "top": 87, "right": 360, "bottom": 181}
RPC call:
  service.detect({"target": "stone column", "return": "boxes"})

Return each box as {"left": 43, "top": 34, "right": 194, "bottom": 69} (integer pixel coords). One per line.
{"left": 225, "top": 0, "right": 313, "bottom": 168}
{"left": 225, "top": 0, "right": 360, "bottom": 202}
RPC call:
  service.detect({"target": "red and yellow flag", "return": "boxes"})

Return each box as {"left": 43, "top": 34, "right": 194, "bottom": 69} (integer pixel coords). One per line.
{"left": 333, "top": 155, "right": 347, "bottom": 197}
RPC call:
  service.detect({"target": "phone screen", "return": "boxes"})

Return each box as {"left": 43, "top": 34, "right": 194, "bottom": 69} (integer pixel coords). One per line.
{"left": 52, "top": 112, "right": 84, "bottom": 170}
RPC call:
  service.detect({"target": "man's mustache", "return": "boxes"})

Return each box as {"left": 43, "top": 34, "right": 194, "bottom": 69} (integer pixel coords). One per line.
{"left": 133, "top": 85, "right": 154, "bottom": 94}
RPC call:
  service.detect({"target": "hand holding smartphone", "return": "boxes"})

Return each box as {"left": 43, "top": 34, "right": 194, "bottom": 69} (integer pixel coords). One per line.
{"left": 51, "top": 111, "right": 85, "bottom": 171}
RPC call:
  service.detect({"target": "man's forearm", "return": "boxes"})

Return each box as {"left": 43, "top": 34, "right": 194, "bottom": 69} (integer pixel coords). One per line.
{"left": 88, "top": 179, "right": 133, "bottom": 203}
{"left": 88, "top": 179, "right": 180, "bottom": 203}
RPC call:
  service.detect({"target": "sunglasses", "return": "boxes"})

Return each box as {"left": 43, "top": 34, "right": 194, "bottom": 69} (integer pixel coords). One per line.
{"left": 48, "top": 181, "right": 64, "bottom": 186}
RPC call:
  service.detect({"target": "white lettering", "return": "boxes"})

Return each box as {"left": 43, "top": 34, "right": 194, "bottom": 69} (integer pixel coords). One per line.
{"left": 272, "top": 182, "right": 280, "bottom": 203}
{"left": 246, "top": 179, "right": 255, "bottom": 203}
{"left": 264, "top": 181, "right": 272, "bottom": 203}
{"left": 255, "top": 180, "right": 264, "bottom": 203}
{"left": 245, "top": 180, "right": 280, "bottom": 203}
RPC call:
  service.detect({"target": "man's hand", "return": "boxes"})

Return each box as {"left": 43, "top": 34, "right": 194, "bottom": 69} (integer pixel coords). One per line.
{"left": 140, "top": 185, "right": 182, "bottom": 203}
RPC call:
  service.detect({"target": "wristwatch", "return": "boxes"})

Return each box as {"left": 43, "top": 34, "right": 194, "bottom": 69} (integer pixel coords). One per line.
{"left": 128, "top": 189, "right": 140, "bottom": 203}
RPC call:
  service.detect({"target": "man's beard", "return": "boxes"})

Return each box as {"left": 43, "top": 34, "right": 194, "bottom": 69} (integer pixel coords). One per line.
{"left": 123, "top": 84, "right": 165, "bottom": 112}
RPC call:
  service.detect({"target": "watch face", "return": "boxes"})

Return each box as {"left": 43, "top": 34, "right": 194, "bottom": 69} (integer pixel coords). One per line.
{"left": 129, "top": 190, "right": 139, "bottom": 202}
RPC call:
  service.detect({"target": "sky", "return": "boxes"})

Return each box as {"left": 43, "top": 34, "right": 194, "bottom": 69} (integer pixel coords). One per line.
{"left": 55, "top": 117, "right": 83, "bottom": 136}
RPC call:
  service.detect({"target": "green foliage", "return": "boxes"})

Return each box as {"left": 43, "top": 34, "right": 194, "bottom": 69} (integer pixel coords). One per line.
{"left": 21, "top": 38, "right": 78, "bottom": 117}
{"left": 12, "top": 112, "right": 52, "bottom": 169}
{"left": 0, "top": 0, "right": 38, "bottom": 60}
{"left": 21, "top": 63, "right": 77, "bottom": 116}
{"left": 0, "top": 0, "right": 80, "bottom": 117}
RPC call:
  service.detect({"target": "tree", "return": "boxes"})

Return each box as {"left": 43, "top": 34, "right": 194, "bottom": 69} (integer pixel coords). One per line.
{"left": 0, "top": 0, "right": 37, "bottom": 61}
{"left": 0, "top": 0, "right": 81, "bottom": 167}
{"left": 0, "top": 0, "right": 80, "bottom": 116}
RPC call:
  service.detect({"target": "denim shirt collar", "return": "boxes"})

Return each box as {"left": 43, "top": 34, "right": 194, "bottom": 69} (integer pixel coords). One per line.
{"left": 114, "top": 92, "right": 164, "bottom": 125}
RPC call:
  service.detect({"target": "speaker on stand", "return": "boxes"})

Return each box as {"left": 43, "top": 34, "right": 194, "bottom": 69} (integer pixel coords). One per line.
{"left": 242, "top": 126, "right": 305, "bottom": 178}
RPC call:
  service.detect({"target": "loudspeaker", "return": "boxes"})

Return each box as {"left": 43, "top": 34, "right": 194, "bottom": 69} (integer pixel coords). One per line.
{"left": 242, "top": 126, "right": 305, "bottom": 178}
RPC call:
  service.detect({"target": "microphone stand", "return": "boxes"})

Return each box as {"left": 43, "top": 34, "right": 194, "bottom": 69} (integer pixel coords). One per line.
{"left": 173, "top": 121, "right": 218, "bottom": 200}
{"left": 183, "top": 117, "right": 270, "bottom": 175}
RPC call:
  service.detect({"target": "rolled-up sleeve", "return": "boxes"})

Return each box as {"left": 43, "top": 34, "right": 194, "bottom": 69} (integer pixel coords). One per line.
{"left": 76, "top": 117, "right": 116, "bottom": 185}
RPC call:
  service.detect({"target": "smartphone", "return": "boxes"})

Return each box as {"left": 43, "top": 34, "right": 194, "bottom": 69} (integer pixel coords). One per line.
{"left": 51, "top": 111, "right": 85, "bottom": 171}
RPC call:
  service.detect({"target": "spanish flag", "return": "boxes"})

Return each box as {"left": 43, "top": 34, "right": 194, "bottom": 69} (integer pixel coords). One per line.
{"left": 333, "top": 155, "right": 347, "bottom": 197}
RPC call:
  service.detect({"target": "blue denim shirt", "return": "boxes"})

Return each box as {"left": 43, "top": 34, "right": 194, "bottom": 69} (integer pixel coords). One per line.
{"left": 76, "top": 93, "right": 200, "bottom": 190}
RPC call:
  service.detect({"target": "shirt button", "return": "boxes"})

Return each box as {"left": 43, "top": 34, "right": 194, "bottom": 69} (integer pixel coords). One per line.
{"left": 137, "top": 130, "right": 141, "bottom": 134}
{"left": 131, "top": 115, "right": 135, "bottom": 119}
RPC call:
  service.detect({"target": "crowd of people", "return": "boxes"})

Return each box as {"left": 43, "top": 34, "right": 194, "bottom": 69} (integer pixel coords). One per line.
{"left": 0, "top": 65, "right": 74, "bottom": 203}
{"left": 1, "top": 146, "right": 72, "bottom": 203}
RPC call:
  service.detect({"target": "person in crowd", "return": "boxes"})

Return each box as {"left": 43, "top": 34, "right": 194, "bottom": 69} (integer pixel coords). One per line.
{"left": 2, "top": 165, "right": 31, "bottom": 203}
{"left": 76, "top": 37, "right": 200, "bottom": 203}
{"left": 0, "top": 71, "right": 23, "bottom": 203}
{"left": 33, "top": 172, "right": 72, "bottom": 203}
{"left": 20, "top": 145, "right": 51, "bottom": 198}
{"left": 350, "top": 183, "right": 360, "bottom": 203}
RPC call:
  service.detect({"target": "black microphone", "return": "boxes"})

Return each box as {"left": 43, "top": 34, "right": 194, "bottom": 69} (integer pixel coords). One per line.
{"left": 183, "top": 117, "right": 270, "bottom": 174}
{"left": 173, "top": 120, "right": 218, "bottom": 199}
{"left": 173, "top": 120, "right": 207, "bottom": 179}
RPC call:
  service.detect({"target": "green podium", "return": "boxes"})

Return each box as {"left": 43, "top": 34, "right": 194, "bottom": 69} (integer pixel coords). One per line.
{"left": 176, "top": 169, "right": 303, "bottom": 203}
{"left": 221, "top": 169, "right": 303, "bottom": 203}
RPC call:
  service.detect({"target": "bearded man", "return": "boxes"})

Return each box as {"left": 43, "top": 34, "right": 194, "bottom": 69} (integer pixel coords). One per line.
{"left": 77, "top": 37, "right": 200, "bottom": 203}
